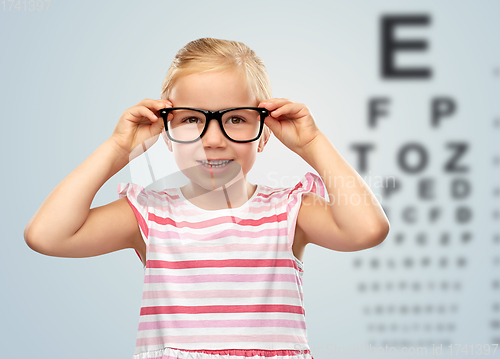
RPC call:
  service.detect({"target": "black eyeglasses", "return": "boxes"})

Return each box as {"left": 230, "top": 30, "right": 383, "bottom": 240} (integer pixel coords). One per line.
{"left": 158, "top": 107, "right": 269, "bottom": 143}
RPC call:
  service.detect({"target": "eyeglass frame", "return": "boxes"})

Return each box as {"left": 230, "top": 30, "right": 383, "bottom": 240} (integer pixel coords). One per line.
{"left": 158, "top": 107, "right": 270, "bottom": 144}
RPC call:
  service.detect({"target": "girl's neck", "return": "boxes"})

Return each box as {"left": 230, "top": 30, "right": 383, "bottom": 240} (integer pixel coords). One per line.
{"left": 180, "top": 178, "right": 257, "bottom": 211}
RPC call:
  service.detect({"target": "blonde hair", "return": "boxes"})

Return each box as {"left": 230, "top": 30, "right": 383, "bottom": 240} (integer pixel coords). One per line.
{"left": 160, "top": 37, "right": 272, "bottom": 103}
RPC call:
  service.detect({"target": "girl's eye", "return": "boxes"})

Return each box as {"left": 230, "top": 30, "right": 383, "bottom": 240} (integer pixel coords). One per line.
{"left": 228, "top": 117, "right": 245, "bottom": 124}
{"left": 183, "top": 117, "right": 201, "bottom": 124}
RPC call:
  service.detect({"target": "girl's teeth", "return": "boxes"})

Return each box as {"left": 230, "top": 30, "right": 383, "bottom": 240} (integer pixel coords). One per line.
{"left": 200, "top": 160, "right": 231, "bottom": 167}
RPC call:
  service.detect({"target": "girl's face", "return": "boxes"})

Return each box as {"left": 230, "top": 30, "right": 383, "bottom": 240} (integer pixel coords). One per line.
{"left": 162, "top": 69, "right": 270, "bottom": 191}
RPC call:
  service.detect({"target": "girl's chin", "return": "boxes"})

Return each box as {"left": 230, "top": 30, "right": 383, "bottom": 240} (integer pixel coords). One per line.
{"left": 178, "top": 160, "right": 245, "bottom": 188}
{"left": 195, "top": 169, "right": 245, "bottom": 189}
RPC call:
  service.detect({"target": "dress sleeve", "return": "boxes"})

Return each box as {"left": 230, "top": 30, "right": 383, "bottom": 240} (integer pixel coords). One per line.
{"left": 286, "top": 172, "right": 327, "bottom": 248}
{"left": 117, "top": 183, "right": 150, "bottom": 263}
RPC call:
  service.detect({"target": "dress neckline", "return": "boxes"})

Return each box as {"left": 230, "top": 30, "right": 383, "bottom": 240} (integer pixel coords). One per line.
{"left": 176, "top": 184, "right": 261, "bottom": 213}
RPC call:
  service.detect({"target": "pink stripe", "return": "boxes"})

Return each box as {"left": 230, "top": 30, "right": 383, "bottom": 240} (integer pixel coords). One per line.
{"left": 146, "top": 243, "right": 302, "bottom": 272}
{"left": 143, "top": 189, "right": 178, "bottom": 201}
{"left": 259, "top": 188, "right": 288, "bottom": 199}
{"left": 150, "top": 211, "right": 287, "bottom": 229}
{"left": 138, "top": 318, "right": 306, "bottom": 330}
{"left": 145, "top": 273, "right": 298, "bottom": 284}
{"left": 162, "top": 191, "right": 180, "bottom": 200}
{"left": 159, "top": 355, "right": 177, "bottom": 359}
{"left": 142, "top": 288, "right": 301, "bottom": 300}
{"left": 141, "top": 304, "right": 305, "bottom": 315}
{"left": 148, "top": 258, "right": 297, "bottom": 269}
{"left": 136, "top": 334, "right": 308, "bottom": 346}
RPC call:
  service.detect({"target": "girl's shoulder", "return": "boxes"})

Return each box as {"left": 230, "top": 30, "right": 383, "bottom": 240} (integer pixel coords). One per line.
{"left": 118, "top": 182, "right": 183, "bottom": 215}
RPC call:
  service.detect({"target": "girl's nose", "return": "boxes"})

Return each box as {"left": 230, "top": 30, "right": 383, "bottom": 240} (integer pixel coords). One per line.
{"left": 203, "top": 119, "right": 226, "bottom": 143}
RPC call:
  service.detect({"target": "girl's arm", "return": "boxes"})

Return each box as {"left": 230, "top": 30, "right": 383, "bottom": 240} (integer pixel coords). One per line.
{"left": 260, "top": 99, "right": 390, "bottom": 251}
{"left": 24, "top": 139, "right": 129, "bottom": 252}
{"left": 297, "top": 132, "right": 390, "bottom": 249}
{"left": 24, "top": 98, "right": 170, "bottom": 258}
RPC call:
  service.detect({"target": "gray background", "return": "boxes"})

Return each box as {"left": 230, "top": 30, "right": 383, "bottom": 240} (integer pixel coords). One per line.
{"left": 1, "top": 0, "right": 499, "bottom": 358}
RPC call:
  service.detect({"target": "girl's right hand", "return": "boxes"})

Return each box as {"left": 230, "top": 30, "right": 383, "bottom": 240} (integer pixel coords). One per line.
{"left": 109, "top": 98, "right": 173, "bottom": 160}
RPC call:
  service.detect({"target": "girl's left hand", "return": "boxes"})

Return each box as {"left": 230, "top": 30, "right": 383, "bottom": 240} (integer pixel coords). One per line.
{"left": 259, "top": 98, "right": 322, "bottom": 157}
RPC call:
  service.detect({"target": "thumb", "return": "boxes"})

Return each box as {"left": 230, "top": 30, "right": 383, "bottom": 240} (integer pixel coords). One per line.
{"left": 151, "top": 115, "right": 165, "bottom": 136}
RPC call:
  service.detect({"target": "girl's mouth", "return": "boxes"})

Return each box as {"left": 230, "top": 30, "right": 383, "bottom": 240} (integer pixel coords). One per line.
{"left": 196, "top": 159, "right": 233, "bottom": 168}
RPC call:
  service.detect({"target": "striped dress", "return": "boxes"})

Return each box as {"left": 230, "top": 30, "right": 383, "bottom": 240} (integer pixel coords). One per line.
{"left": 117, "top": 172, "right": 327, "bottom": 359}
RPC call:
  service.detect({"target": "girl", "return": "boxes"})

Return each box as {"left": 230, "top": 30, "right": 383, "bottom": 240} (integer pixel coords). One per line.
{"left": 24, "top": 37, "right": 390, "bottom": 359}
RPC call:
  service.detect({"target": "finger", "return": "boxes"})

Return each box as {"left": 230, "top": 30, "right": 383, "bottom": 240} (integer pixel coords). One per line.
{"left": 126, "top": 105, "right": 159, "bottom": 122}
{"left": 137, "top": 98, "right": 155, "bottom": 107}
{"left": 270, "top": 102, "right": 302, "bottom": 118}
{"left": 156, "top": 99, "right": 173, "bottom": 109}
{"left": 138, "top": 98, "right": 173, "bottom": 112}
{"left": 259, "top": 98, "right": 292, "bottom": 111}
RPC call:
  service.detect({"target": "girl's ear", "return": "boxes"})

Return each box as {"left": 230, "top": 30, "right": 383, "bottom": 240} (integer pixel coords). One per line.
{"left": 258, "top": 125, "right": 272, "bottom": 152}
{"left": 161, "top": 130, "right": 173, "bottom": 152}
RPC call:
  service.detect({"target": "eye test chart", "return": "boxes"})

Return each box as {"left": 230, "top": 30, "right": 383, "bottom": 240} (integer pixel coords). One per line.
{"left": 300, "top": 7, "right": 500, "bottom": 359}
{"left": 1, "top": 1, "right": 499, "bottom": 359}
